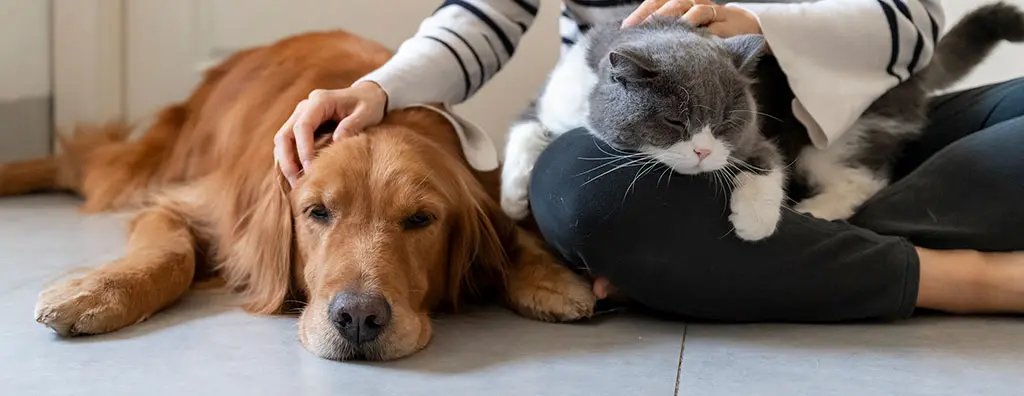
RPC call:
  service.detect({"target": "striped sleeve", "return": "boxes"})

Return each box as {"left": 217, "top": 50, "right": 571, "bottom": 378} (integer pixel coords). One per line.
{"left": 358, "top": 0, "right": 540, "bottom": 111}
{"left": 728, "top": 0, "right": 944, "bottom": 148}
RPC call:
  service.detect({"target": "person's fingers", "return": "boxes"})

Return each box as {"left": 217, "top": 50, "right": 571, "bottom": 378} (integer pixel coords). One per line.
{"left": 308, "top": 88, "right": 330, "bottom": 100}
{"left": 622, "top": 0, "right": 670, "bottom": 28}
{"left": 706, "top": 22, "right": 731, "bottom": 37}
{"left": 706, "top": 6, "right": 763, "bottom": 37}
{"left": 681, "top": 4, "right": 719, "bottom": 27}
{"left": 274, "top": 129, "right": 301, "bottom": 186}
{"left": 332, "top": 106, "right": 371, "bottom": 140}
{"left": 292, "top": 98, "right": 336, "bottom": 170}
{"left": 652, "top": 0, "right": 694, "bottom": 20}
{"left": 273, "top": 104, "right": 306, "bottom": 183}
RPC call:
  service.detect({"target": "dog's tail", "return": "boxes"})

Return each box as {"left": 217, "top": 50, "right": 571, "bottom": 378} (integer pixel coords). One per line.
{"left": 919, "top": 2, "right": 1024, "bottom": 91}
{"left": 0, "top": 123, "right": 131, "bottom": 197}
{"left": 0, "top": 157, "right": 62, "bottom": 197}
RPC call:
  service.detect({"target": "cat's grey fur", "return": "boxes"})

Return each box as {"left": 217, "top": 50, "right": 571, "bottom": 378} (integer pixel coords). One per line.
{"left": 501, "top": 2, "right": 1024, "bottom": 241}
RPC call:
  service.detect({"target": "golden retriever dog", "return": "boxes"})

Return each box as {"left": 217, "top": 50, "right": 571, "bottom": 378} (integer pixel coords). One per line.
{"left": 0, "top": 31, "right": 595, "bottom": 360}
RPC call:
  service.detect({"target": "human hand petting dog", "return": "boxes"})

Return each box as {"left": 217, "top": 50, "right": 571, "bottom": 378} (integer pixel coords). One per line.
{"left": 274, "top": 81, "right": 388, "bottom": 186}
{"left": 622, "top": 0, "right": 762, "bottom": 37}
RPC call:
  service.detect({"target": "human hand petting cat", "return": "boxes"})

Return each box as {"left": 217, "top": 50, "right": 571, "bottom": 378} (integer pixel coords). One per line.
{"left": 622, "top": 0, "right": 762, "bottom": 38}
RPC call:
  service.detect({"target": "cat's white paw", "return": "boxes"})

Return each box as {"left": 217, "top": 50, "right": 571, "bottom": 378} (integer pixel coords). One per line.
{"left": 729, "top": 171, "right": 785, "bottom": 242}
{"left": 501, "top": 189, "right": 531, "bottom": 220}
{"left": 729, "top": 199, "right": 780, "bottom": 241}
{"left": 499, "top": 161, "right": 531, "bottom": 219}
{"left": 501, "top": 121, "right": 551, "bottom": 221}
{"left": 794, "top": 195, "right": 857, "bottom": 221}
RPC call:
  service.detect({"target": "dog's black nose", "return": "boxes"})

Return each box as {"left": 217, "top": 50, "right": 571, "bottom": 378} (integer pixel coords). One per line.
{"left": 328, "top": 292, "right": 391, "bottom": 344}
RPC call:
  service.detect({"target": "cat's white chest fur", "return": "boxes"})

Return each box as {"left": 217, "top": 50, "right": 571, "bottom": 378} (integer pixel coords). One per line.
{"left": 500, "top": 38, "right": 597, "bottom": 219}
{"left": 537, "top": 38, "right": 597, "bottom": 134}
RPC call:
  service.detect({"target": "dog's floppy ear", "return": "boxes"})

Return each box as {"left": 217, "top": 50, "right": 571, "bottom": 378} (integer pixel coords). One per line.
{"left": 221, "top": 166, "right": 296, "bottom": 314}
{"left": 445, "top": 173, "right": 516, "bottom": 308}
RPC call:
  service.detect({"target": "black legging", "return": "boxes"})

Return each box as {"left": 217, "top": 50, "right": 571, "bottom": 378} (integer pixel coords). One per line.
{"left": 529, "top": 78, "right": 1024, "bottom": 322}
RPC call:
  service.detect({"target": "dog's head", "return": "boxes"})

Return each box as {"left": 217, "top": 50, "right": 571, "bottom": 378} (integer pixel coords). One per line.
{"left": 233, "top": 110, "right": 514, "bottom": 360}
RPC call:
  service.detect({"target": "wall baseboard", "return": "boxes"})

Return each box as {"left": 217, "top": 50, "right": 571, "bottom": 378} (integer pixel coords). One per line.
{"left": 0, "top": 96, "right": 52, "bottom": 162}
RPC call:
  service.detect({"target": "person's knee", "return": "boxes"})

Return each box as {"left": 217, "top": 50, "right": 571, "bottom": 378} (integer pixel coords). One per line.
{"left": 528, "top": 129, "right": 615, "bottom": 261}
{"left": 527, "top": 129, "right": 733, "bottom": 274}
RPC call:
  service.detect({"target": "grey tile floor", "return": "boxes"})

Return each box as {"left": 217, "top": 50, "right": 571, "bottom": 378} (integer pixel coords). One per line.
{"left": 1, "top": 195, "right": 1021, "bottom": 396}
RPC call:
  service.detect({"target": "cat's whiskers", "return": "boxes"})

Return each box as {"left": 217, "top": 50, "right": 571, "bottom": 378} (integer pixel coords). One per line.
{"left": 730, "top": 109, "right": 783, "bottom": 123}
{"left": 577, "top": 153, "right": 646, "bottom": 161}
{"left": 595, "top": 140, "right": 639, "bottom": 156}
{"left": 708, "top": 170, "right": 731, "bottom": 216}
{"left": 723, "top": 162, "right": 803, "bottom": 216}
{"left": 722, "top": 119, "right": 746, "bottom": 131}
{"left": 623, "top": 158, "right": 660, "bottom": 201}
{"left": 727, "top": 157, "right": 771, "bottom": 174}
{"left": 581, "top": 155, "right": 653, "bottom": 186}
{"left": 575, "top": 155, "right": 647, "bottom": 177}
{"left": 721, "top": 164, "right": 741, "bottom": 192}
{"left": 719, "top": 226, "right": 737, "bottom": 239}
{"left": 713, "top": 167, "right": 740, "bottom": 240}
{"left": 575, "top": 143, "right": 649, "bottom": 176}
{"left": 657, "top": 165, "right": 673, "bottom": 187}
{"left": 709, "top": 171, "right": 721, "bottom": 199}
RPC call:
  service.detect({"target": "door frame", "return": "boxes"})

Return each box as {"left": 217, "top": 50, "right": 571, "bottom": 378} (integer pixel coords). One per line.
{"left": 52, "top": 0, "right": 125, "bottom": 135}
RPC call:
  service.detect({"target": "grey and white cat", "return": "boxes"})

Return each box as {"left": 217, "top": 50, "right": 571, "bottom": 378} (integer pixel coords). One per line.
{"left": 501, "top": 3, "right": 1024, "bottom": 241}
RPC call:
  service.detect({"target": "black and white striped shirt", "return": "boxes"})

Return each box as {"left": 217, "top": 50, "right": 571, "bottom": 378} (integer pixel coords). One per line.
{"left": 359, "top": 0, "right": 944, "bottom": 146}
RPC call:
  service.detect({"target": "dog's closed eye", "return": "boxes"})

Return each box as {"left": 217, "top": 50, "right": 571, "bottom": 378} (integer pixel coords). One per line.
{"left": 402, "top": 211, "right": 434, "bottom": 230}
{"left": 306, "top": 204, "right": 331, "bottom": 223}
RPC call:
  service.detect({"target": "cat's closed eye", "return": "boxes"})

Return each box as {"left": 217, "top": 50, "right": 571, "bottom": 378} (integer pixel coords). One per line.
{"left": 662, "top": 116, "right": 686, "bottom": 129}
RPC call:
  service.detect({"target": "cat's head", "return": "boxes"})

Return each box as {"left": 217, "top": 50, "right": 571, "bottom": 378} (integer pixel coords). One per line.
{"left": 587, "top": 21, "right": 766, "bottom": 174}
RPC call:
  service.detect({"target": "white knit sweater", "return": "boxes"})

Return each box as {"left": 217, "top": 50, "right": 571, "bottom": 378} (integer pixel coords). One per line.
{"left": 359, "top": 0, "right": 944, "bottom": 152}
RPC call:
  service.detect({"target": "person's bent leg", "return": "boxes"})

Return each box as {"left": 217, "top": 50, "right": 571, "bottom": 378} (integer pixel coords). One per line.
{"left": 852, "top": 78, "right": 1024, "bottom": 251}
{"left": 529, "top": 129, "right": 920, "bottom": 322}
{"left": 891, "top": 77, "right": 1024, "bottom": 178}
{"left": 849, "top": 79, "right": 1024, "bottom": 313}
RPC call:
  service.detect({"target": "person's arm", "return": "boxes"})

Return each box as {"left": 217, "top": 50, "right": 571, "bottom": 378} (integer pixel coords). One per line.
{"left": 360, "top": 0, "right": 541, "bottom": 111}
{"left": 726, "top": 0, "right": 944, "bottom": 147}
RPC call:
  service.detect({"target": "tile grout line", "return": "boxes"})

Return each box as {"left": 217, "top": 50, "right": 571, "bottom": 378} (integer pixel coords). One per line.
{"left": 673, "top": 324, "right": 688, "bottom": 396}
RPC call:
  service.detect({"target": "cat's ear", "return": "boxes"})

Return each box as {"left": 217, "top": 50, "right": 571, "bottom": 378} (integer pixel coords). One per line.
{"left": 608, "top": 47, "right": 658, "bottom": 82}
{"left": 722, "top": 34, "right": 766, "bottom": 76}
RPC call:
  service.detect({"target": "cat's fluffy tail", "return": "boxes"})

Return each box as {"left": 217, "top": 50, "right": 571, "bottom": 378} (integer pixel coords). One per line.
{"left": 919, "top": 2, "right": 1024, "bottom": 91}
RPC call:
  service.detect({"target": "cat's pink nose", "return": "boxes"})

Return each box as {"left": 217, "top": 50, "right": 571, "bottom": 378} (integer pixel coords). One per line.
{"left": 694, "top": 148, "right": 711, "bottom": 161}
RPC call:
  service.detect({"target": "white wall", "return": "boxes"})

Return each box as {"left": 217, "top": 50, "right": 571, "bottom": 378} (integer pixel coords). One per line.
{"left": 124, "top": 0, "right": 561, "bottom": 147}
{"left": 943, "top": 1, "right": 1024, "bottom": 91}
{"left": 0, "top": 1, "right": 52, "bottom": 161}
{"left": 0, "top": 1, "right": 51, "bottom": 101}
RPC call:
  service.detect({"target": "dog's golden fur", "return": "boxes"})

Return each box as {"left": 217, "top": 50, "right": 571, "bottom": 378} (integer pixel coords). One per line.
{"left": 0, "top": 31, "right": 595, "bottom": 360}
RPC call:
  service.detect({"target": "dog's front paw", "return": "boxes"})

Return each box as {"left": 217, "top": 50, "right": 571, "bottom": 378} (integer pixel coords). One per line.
{"left": 729, "top": 172, "right": 784, "bottom": 242}
{"left": 35, "top": 271, "right": 140, "bottom": 336}
{"left": 505, "top": 240, "right": 596, "bottom": 322}
{"left": 507, "top": 270, "right": 596, "bottom": 322}
{"left": 795, "top": 194, "right": 857, "bottom": 221}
